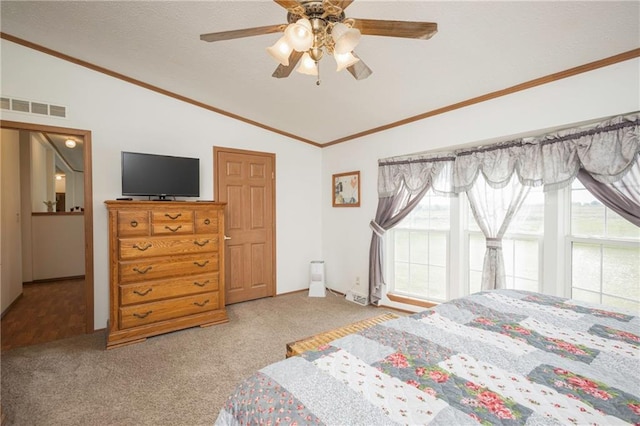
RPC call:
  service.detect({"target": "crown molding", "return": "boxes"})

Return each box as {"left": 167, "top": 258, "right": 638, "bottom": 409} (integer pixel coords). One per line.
{"left": 2, "top": 32, "right": 638, "bottom": 148}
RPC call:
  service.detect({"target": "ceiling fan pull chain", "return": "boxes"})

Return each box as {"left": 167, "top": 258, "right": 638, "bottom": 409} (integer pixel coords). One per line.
{"left": 316, "top": 60, "right": 321, "bottom": 86}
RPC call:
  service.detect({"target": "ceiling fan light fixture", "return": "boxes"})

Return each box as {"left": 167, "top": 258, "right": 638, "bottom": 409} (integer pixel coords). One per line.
{"left": 64, "top": 139, "right": 76, "bottom": 148}
{"left": 332, "top": 22, "right": 361, "bottom": 54}
{"left": 199, "top": 1, "right": 438, "bottom": 84}
{"left": 285, "top": 18, "right": 313, "bottom": 52}
{"left": 334, "top": 51, "right": 360, "bottom": 72}
{"left": 266, "top": 36, "right": 293, "bottom": 65}
{"left": 296, "top": 52, "right": 318, "bottom": 76}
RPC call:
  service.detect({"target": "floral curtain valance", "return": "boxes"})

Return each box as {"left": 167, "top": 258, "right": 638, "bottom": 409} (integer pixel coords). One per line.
{"left": 378, "top": 112, "right": 640, "bottom": 197}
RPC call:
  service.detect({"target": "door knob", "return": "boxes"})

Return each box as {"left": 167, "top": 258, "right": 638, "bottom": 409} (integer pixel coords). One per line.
{"left": 224, "top": 235, "right": 231, "bottom": 240}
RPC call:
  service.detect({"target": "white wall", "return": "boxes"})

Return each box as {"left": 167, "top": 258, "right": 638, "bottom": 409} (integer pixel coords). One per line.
{"left": 1, "top": 129, "right": 23, "bottom": 314}
{"left": 1, "top": 40, "right": 323, "bottom": 330}
{"left": 31, "top": 214, "right": 84, "bottom": 280}
{"left": 321, "top": 58, "right": 640, "bottom": 311}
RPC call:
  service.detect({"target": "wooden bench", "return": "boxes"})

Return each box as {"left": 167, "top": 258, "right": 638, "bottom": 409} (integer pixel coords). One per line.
{"left": 285, "top": 312, "right": 400, "bottom": 358}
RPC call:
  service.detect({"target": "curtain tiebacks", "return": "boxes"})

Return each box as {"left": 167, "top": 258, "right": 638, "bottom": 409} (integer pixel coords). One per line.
{"left": 486, "top": 238, "right": 502, "bottom": 249}
{"left": 370, "top": 220, "right": 385, "bottom": 237}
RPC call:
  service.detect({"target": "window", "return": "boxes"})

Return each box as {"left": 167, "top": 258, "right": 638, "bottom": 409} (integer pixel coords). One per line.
{"left": 386, "top": 177, "right": 638, "bottom": 312}
{"left": 569, "top": 180, "right": 640, "bottom": 311}
{"left": 391, "top": 191, "right": 450, "bottom": 302}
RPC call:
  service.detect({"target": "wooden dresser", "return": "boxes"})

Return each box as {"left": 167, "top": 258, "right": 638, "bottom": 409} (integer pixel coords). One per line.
{"left": 105, "top": 200, "right": 228, "bottom": 349}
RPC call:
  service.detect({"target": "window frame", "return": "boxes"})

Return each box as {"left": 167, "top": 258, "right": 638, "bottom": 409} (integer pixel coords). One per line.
{"left": 564, "top": 181, "right": 640, "bottom": 310}
{"left": 386, "top": 192, "right": 458, "bottom": 304}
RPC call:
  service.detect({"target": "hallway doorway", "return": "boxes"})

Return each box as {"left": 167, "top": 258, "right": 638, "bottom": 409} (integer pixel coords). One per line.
{"left": 0, "top": 120, "right": 94, "bottom": 347}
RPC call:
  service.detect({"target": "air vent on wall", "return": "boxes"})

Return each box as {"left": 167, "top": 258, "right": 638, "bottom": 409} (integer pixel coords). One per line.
{"left": 49, "top": 105, "right": 67, "bottom": 117}
{"left": 0, "top": 96, "right": 67, "bottom": 118}
{"left": 31, "top": 102, "right": 48, "bottom": 115}
{"left": 11, "top": 99, "right": 30, "bottom": 113}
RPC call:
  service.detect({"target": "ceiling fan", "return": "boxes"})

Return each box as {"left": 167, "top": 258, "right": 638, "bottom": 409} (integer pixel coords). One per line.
{"left": 200, "top": 0, "right": 437, "bottom": 84}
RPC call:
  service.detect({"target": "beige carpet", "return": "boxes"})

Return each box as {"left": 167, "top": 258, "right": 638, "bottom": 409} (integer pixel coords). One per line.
{"left": 1, "top": 291, "right": 391, "bottom": 425}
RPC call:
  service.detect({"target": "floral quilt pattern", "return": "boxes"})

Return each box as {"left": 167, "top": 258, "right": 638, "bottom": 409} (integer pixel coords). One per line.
{"left": 216, "top": 290, "right": 639, "bottom": 425}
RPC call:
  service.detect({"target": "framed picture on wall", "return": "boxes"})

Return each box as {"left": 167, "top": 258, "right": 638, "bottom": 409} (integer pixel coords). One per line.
{"left": 332, "top": 171, "right": 360, "bottom": 207}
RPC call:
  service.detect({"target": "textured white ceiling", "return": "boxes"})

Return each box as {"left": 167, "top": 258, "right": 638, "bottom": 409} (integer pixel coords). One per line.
{"left": 1, "top": 1, "right": 638, "bottom": 145}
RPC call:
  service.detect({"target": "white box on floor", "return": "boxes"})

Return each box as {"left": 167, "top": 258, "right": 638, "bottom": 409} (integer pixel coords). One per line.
{"left": 308, "top": 281, "right": 326, "bottom": 297}
{"left": 308, "top": 261, "right": 326, "bottom": 297}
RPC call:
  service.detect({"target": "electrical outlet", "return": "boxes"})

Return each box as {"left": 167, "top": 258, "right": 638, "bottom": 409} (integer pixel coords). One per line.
{"left": 355, "top": 276, "right": 360, "bottom": 287}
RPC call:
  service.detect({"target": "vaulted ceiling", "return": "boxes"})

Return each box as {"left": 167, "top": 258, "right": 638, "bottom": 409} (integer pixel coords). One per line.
{"left": 1, "top": 1, "right": 638, "bottom": 146}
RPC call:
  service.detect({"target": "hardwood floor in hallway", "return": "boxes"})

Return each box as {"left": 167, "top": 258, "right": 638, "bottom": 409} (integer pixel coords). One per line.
{"left": 1, "top": 279, "right": 86, "bottom": 352}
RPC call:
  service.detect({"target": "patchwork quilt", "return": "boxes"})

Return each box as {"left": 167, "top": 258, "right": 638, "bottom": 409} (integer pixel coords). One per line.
{"left": 215, "top": 290, "right": 640, "bottom": 425}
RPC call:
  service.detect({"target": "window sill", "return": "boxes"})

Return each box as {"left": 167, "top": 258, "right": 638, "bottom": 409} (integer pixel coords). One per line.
{"left": 386, "top": 293, "right": 438, "bottom": 309}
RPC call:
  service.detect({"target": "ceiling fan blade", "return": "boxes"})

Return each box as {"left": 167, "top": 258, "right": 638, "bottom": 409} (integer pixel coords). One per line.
{"left": 351, "top": 19, "right": 437, "bottom": 40}
{"left": 200, "top": 24, "right": 285, "bottom": 42}
{"left": 273, "top": 0, "right": 305, "bottom": 15}
{"left": 347, "top": 53, "right": 372, "bottom": 80}
{"left": 272, "top": 51, "right": 304, "bottom": 78}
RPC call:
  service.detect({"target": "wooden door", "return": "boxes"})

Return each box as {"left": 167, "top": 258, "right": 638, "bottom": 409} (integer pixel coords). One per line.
{"left": 214, "top": 147, "right": 275, "bottom": 304}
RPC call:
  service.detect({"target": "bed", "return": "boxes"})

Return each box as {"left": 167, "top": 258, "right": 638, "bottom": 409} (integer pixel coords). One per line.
{"left": 215, "top": 289, "right": 639, "bottom": 425}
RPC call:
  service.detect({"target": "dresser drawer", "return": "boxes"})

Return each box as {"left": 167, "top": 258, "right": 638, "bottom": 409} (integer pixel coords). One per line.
{"left": 152, "top": 210, "right": 194, "bottom": 224}
{"left": 117, "top": 211, "right": 150, "bottom": 237}
{"left": 119, "top": 292, "right": 219, "bottom": 329}
{"left": 152, "top": 222, "right": 194, "bottom": 235}
{"left": 195, "top": 210, "right": 219, "bottom": 234}
{"left": 120, "top": 253, "right": 219, "bottom": 283}
{"left": 119, "top": 235, "right": 218, "bottom": 260}
{"left": 120, "top": 273, "right": 219, "bottom": 305}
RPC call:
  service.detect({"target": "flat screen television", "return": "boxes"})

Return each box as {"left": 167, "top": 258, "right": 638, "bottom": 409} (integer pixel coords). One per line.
{"left": 121, "top": 151, "right": 200, "bottom": 200}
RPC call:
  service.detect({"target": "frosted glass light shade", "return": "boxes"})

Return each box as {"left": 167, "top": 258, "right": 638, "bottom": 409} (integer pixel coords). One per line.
{"left": 266, "top": 36, "right": 293, "bottom": 65}
{"left": 296, "top": 52, "right": 318, "bottom": 76}
{"left": 285, "top": 19, "right": 313, "bottom": 52}
{"left": 65, "top": 139, "right": 76, "bottom": 148}
{"left": 334, "top": 51, "right": 359, "bottom": 72}
{"left": 332, "top": 22, "right": 361, "bottom": 54}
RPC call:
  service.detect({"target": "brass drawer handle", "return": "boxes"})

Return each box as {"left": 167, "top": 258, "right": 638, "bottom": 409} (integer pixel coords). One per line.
{"left": 165, "top": 213, "right": 182, "bottom": 220}
{"left": 194, "top": 239, "right": 210, "bottom": 247}
{"left": 194, "top": 299, "right": 210, "bottom": 307}
{"left": 193, "top": 260, "right": 209, "bottom": 268}
{"left": 133, "top": 288, "right": 152, "bottom": 296}
{"left": 133, "top": 266, "right": 152, "bottom": 274}
{"left": 133, "top": 242, "right": 152, "bottom": 251}
{"left": 193, "top": 280, "right": 210, "bottom": 287}
{"left": 133, "top": 310, "right": 152, "bottom": 319}
{"left": 130, "top": 220, "right": 138, "bottom": 228}
{"left": 204, "top": 219, "right": 211, "bottom": 225}
{"left": 165, "top": 225, "right": 182, "bottom": 232}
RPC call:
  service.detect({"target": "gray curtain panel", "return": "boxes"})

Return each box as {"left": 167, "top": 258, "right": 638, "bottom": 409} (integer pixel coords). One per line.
{"left": 577, "top": 158, "right": 640, "bottom": 227}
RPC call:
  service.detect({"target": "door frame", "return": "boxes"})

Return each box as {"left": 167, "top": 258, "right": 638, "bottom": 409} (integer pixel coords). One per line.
{"left": 213, "top": 146, "right": 277, "bottom": 299}
{"left": 1, "top": 120, "right": 94, "bottom": 333}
